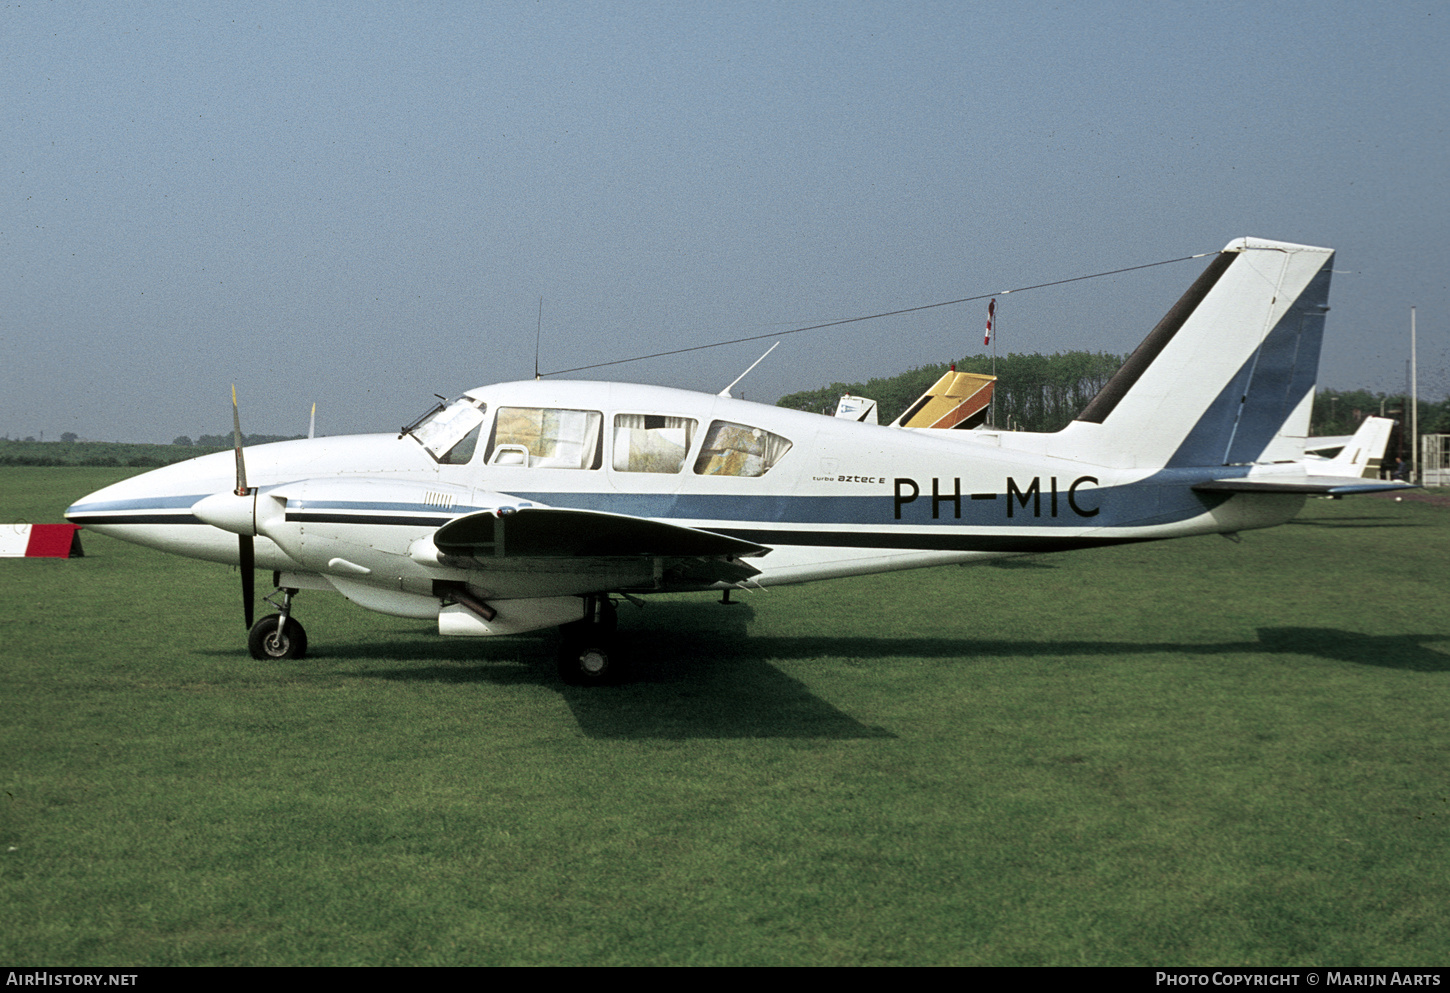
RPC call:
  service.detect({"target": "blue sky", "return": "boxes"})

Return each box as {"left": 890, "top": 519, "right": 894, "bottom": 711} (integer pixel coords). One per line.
{"left": 3, "top": 1, "right": 1447, "bottom": 442}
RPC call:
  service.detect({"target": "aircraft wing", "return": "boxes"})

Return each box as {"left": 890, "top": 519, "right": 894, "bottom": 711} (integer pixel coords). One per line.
{"left": 1192, "top": 477, "right": 1416, "bottom": 495}
{"left": 434, "top": 507, "right": 769, "bottom": 559}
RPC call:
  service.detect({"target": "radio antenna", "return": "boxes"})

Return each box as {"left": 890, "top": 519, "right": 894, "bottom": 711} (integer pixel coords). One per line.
{"left": 718, "top": 341, "right": 780, "bottom": 397}
{"left": 534, "top": 297, "right": 543, "bottom": 380}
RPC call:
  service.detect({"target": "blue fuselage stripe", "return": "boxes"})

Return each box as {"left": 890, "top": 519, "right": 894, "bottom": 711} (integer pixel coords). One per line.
{"left": 67, "top": 470, "right": 1240, "bottom": 539}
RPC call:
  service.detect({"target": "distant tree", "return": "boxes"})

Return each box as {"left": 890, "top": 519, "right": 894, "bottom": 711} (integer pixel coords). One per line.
{"left": 172, "top": 436, "right": 193, "bottom": 447}
{"left": 23, "top": 437, "right": 35, "bottom": 443}
{"left": 60, "top": 432, "right": 78, "bottom": 443}
{"left": 195, "top": 432, "right": 305, "bottom": 447}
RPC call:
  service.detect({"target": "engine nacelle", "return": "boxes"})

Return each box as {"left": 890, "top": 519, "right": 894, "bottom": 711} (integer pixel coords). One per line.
{"left": 438, "top": 597, "right": 586, "bottom": 636}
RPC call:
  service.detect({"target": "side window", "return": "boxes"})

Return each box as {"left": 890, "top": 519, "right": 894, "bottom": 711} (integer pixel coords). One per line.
{"left": 613, "top": 415, "right": 698, "bottom": 473}
{"left": 485, "top": 407, "right": 603, "bottom": 469}
{"left": 692, "top": 420, "right": 792, "bottom": 477}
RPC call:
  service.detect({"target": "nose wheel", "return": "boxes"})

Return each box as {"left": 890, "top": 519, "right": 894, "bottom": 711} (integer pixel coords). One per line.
{"left": 248, "top": 588, "right": 307, "bottom": 660}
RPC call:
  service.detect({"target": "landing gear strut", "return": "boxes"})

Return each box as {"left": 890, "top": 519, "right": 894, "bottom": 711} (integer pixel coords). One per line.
{"left": 557, "top": 595, "right": 621, "bottom": 685}
{"left": 248, "top": 587, "right": 307, "bottom": 660}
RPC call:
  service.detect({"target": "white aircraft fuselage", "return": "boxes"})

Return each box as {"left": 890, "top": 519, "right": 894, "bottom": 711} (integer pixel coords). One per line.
{"left": 68, "top": 380, "right": 1308, "bottom": 591}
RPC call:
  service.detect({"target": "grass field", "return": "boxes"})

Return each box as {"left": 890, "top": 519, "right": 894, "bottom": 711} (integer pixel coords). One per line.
{"left": 2, "top": 466, "right": 1448, "bottom": 965}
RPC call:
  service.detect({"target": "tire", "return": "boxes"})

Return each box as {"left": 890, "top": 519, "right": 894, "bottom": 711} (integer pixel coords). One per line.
{"left": 557, "top": 634, "right": 624, "bottom": 686}
{"left": 248, "top": 613, "right": 308, "bottom": 661}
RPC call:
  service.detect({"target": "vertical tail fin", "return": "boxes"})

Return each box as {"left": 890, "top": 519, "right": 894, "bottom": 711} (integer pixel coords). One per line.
{"left": 1317, "top": 415, "right": 1396, "bottom": 480}
{"left": 1059, "top": 237, "right": 1335, "bottom": 469}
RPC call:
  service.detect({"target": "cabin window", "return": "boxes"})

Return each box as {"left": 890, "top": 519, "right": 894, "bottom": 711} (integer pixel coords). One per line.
{"left": 613, "top": 414, "right": 698, "bottom": 474}
{"left": 692, "top": 420, "right": 792, "bottom": 477}
{"left": 404, "top": 395, "right": 488, "bottom": 464}
{"left": 486, "top": 407, "right": 603, "bottom": 469}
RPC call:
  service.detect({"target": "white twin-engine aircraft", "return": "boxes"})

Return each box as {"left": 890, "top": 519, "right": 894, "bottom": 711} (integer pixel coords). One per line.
{"left": 67, "top": 237, "right": 1412, "bottom": 683}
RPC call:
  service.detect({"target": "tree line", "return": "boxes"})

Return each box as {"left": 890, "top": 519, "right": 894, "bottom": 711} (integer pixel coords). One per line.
{"left": 175, "top": 433, "right": 306, "bottom": 447}
{"left": 1309, "top": 389, "right": 1450, "bottom": 438}
{"left": 0, "top": 432, "right": 304, "bottom": 468}
{"left": 777, "top": 351, "right": 1125, "bottom": 433}
{"left": 778, "top": 351, "right": 1450, "bottom": 446}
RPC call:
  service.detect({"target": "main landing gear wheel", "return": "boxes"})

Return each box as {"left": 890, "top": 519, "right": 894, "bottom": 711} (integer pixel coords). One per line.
{"left": 557, "top": 596, "right": 624, "bottom": 685}
{"left": 248, "top": 612, "right": 308, "bottom": 661}
{"left": 557, "top": 636, "right": 619, "bottom": 685}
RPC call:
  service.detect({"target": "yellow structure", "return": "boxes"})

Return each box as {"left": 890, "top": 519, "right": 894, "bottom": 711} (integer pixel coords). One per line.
{"left": 894, "top": 371, "right": 995, "bottom": 429}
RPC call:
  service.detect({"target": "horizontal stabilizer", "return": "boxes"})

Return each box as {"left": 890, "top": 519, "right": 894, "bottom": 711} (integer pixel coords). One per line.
{"left": 434, "top": 507, "right": 770, "bottom": 559}
{"left": 1304, "top": 434, "right": 1354, "bottom": 455}
{"left": 1193, "top": 477, "right": 1417, "bottom": 496}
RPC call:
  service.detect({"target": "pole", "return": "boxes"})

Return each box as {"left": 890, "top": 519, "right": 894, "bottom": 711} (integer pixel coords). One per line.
{"left": 990, "top": 303, "right": 998, "bottom": 427}
{"left": 1411, "top": 306, "right": 1419, "bottom": 483}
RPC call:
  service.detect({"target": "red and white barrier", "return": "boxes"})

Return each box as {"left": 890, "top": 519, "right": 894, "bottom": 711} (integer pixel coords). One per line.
{"left": 0, "top": 524, "right": 85, "bottom": 558}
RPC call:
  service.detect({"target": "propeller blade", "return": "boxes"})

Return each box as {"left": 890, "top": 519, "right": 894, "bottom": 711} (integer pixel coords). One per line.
{"left": 232, "top": 386, "right": 254, "bottom": 629}
{"left": 240, "top": 534, "right": 255, "bottom": 629}
{"left": 232, "top": 384, "right": 248, "bottom": 496}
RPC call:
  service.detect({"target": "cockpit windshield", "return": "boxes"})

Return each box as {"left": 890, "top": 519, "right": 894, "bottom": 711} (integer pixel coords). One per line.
{"left": 402, "top": 395, "right": 488, "bottom": 464}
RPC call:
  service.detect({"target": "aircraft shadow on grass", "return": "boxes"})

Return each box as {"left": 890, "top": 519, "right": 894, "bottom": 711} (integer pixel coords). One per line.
{"left": 1247, "top": 627, "right": 1450, "bottom": 671}
{"left": 1286, "top": 515, "right": 1425, "bottom": 530}
{"left": 308, "top": 602, "right": 1448, "bottom": 739}
{"left": 327, "top": 603, "right": 892, "bottom": 740}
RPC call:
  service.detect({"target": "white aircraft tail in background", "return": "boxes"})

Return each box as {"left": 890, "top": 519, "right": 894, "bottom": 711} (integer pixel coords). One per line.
{"left": 833, "top": 394, "right": 878, "bottom": 424}
{"left": 1309, "top": 415, "right": 1397, "bottom": 480}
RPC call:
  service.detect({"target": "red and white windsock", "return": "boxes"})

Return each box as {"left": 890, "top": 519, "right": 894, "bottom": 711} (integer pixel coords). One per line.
{"left": 984, "top": 298, "right": 996, "bottom": 347}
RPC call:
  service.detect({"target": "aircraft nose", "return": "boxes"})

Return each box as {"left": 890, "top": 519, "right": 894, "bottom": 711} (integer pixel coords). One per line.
{"left": 63, "top": 451, "right": 236, "bottom": 529}
{"left": 65, "top": 479, "right": 124, "bottom": 522}
{"left": 64, "top": 476, "right": 150, "bottom": 524}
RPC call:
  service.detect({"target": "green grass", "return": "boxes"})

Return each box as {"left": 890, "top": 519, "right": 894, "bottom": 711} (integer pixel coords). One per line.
{"left": 2, "top": 467, "right": 1448, "bottom": 965}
